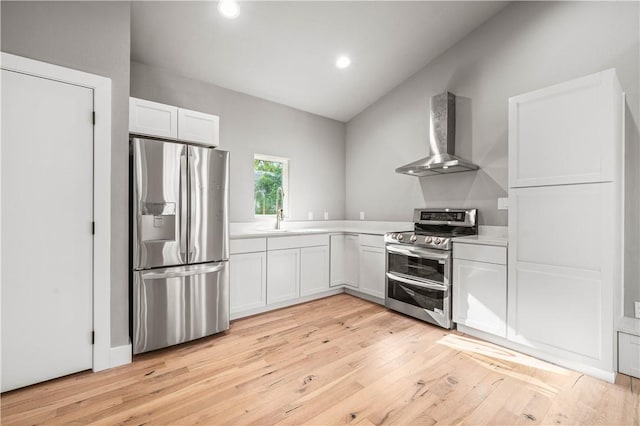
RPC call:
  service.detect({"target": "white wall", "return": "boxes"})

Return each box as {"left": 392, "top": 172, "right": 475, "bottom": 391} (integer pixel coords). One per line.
{"left": 130, "top": 62, "right": 346, "bottom": 223}
{"left": 345, "top": 1, "right": 639, "bottom": 226}
{"left": 1, "top": 1, "right": 131, "bottom": 347}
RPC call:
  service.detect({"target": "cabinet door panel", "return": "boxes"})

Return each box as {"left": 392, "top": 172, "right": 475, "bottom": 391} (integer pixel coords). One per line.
{"left": 345, "top": 235, "right": 359, "bottom": 287}
{"left": 301, "top": 246, "right": 329, "bottom": 296}
{"left": 129, "top": 97, "right": 178, "bottom": 139}
{"left": 267, "top": 249, "right": 300, "bottom": 304}
{"left": 177, "top": 108, "right": 219, "bottom": 147}
{"left": 510, "top": 266, "right": 602, "bottom": 359}
{"left": 330, "top": 235, "right": 345, "bottom": 287}
{"left": 230, "top": 252, "right": 266, "bottom": 313}
{"left": 453, "top": 259, "right": 506, "bottom": 337}
{"left": 359, "top": 246, "right": 385, "bottom": 298}
{"left": 509, "top": 70, "right": 621, "bottom": 187}
{"left": 619, "top": 333, "right": 640, "bottom": 378}
{"left": 509, "top": 185, "right": 609, "bottom": 272}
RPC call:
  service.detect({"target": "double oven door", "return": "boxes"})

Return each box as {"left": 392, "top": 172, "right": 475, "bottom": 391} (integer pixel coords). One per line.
{"left": 385, "top": 244, "right": 452, "bottom": 329}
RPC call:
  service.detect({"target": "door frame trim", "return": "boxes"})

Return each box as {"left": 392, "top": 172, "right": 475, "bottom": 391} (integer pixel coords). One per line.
{"left": 1, "top": 52, "right": 113, "bottom": 371}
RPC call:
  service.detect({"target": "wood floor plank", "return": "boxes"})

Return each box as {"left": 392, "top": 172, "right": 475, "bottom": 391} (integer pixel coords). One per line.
{"left": 1, "top": 294, "right": 637, "bottom": 425}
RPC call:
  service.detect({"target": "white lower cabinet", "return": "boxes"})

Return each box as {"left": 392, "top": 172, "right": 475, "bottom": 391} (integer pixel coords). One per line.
{"left": 230, "top": 252, "right": 266, "bottom": 314}
{"left": 231, "top": 231, "right": 389, "bottom": 317}
{"left": 267, "top": 248, "right": 300, "bottom": 304}
{"left": 330, "top": 234, "right": 358, "bottom": 288}
{"left": 358, "top": 244, "right": 385, "bottom": 299}
{"left": 229, "top": 238, "right": 267, "bottom": 317}
{"left": 300, "top": 246, "right": 330, "bottom": 296}
{"left": 453, "top": 258, "right": 507, "bottom": 338}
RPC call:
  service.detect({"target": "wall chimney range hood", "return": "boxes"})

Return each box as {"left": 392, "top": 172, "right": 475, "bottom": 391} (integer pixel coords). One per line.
{"left": 396, "top": 92, "right": 479, "bottom": 177}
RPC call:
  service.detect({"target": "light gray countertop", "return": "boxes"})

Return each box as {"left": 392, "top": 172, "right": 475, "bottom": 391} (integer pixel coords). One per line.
{"left": 230, "top": 220, "right": 507, "bottom": 247}
{"left": 230, "top": 222, "right": 509, "bottom": 245}
{"left": 452, "top": 225, "right": 508, "bottom": 247}
{"left": 229, "top": 220, "right": 412, "bottom": 239}
{"left": 452, "top": 234, "right": 508, "bottom": 247}
{"left": 618, "top": 316, "right": 640, "bottom": 336}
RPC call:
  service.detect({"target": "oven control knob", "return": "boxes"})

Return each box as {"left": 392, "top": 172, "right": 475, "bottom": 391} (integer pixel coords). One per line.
{"left": 410, "top": 234, "right": 417, "bottom": 242}
{"left": 434, "top": 237, "right": 442, "bottom": 245}
{"left": 397, "top": 234, "right": 404, "bottom": 241}
{"left": 425, "top": 236, "right": 433, "bottom": 244}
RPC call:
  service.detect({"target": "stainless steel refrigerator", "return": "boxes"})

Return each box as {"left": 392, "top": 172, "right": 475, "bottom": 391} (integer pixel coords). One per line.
{"left": 130, "top": 137, "right": 229, "bottom": 355}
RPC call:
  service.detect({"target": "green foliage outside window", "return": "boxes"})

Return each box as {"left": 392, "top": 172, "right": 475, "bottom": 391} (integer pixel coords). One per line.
{"left": 254, "top": 159, "right": 283, "bottom": 215}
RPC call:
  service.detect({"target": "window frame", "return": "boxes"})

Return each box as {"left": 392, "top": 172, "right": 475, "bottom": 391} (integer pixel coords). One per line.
{"left": 253, "top": 153, "right": 289, "bottom": 219}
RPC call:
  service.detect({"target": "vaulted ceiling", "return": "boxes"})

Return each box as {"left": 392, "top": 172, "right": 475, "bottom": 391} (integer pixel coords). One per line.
{"left": 131, "top": 1, "right": 508, "bottom": 122}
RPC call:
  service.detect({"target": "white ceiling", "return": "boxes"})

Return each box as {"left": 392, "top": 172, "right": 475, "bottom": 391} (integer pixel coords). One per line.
{"left": 131, "top": 1, "right": 508, "bottom": 122}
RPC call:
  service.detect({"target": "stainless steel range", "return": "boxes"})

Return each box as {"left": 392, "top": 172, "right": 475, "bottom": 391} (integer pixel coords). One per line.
{"left": 384, "top": 208, "right": 477, "bottom": 328}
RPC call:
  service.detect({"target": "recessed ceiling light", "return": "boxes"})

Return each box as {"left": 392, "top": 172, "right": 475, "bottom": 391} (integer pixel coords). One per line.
{"left": 218, "top": 0, "right": 240, "bottom": 19}
{"left": 335, "top": 56, "right": 351, "bottom": 69}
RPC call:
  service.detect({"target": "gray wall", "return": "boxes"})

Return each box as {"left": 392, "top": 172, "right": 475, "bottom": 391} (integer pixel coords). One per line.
{"left": 1, "top": 1, "right": 132, "bottom": 347}
{"left": 130, "top": 61, "right": 346, "bottom": 223}
{"left": 345, "top": 1, "right": 639, "bottom": 226}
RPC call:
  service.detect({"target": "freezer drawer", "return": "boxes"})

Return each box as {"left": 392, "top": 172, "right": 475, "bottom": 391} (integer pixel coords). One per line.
{"left": 133, "top": 262, "right": 229, "bottom": 354}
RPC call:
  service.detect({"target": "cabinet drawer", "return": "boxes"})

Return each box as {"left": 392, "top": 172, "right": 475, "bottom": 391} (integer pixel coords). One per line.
{"left": 619, "top": 332, "right": 640, "bottom": 378}
{"left": 359, "top": 234, "right": 384, "bottom": 248}
{"left": 453, "top": 243, "right": 506, "bottom": 265}
{"left": 268, "top": 234, "right": 329, "bottom": 250}
{"left": 230, "top": 238, "right": 266, "bottom": 254}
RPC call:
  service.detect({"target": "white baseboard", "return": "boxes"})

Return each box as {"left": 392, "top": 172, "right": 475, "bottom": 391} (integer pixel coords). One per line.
{"left": 230, "top": 288, "right": 344, "bottom": 320}
{"left": 109, "top": 343, "right": 132, "bottom": 368}
{"left": 343, "top": 287, "right": 384, "bottom": 305}
{"left": 457, "top": 324, "right": 616, "bottom": 383}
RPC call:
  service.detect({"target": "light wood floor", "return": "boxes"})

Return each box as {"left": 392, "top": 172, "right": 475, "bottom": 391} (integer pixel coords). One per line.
{"left": 2, "top": 294, "right": 638, "bottom": 425}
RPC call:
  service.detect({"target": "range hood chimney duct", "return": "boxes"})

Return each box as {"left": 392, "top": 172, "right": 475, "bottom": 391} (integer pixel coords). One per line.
{"left": 396, "top": 92, "right": 479, "bottom": 177}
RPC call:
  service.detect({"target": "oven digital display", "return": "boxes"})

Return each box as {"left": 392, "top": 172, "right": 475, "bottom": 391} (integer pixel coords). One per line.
{"left": 420, "top": 212, "right": 464, "bottom": 222}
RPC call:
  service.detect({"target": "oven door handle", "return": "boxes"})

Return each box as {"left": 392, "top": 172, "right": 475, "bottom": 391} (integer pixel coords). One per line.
{"left": 386, "top": 244, "right": 450, "bottom": 262}
{"left": 386, "top": 272, "right": 448, "bottom": 292}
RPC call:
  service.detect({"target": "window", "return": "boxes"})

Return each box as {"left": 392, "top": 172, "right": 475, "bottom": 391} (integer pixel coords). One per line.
{"left": 254, "top": 154, "right": 289, "bottom": 216}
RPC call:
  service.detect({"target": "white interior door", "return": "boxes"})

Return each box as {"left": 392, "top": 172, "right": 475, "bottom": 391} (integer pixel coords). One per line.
{"left": 1, "top": 69, "right": 94, "bottom": 392}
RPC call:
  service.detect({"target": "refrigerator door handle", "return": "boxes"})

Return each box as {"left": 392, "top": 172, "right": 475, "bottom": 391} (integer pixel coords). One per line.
{"left": 188, "top": 145, "right": 197, "bottom": 263}
{"left": 141, "top": 263, "right": 226, "bottom": 280}
{"left": 179, "top": 150, "right": 188, "bottom": 260}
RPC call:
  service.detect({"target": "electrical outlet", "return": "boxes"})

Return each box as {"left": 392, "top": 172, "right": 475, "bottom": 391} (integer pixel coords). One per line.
{"left": 635, "top": 301, "right": 640, "bottom": 319}
{"left": 307, "top": 211, "right": 314, "bottom": 220}
{"left": 359, "top": 211, "right": 365, "bottom": 220}
{"left": 324, "top": 212, "right": 329, "bottom": 220}
{"left": 498, "top": 197, "right": 509, "bottom": 210}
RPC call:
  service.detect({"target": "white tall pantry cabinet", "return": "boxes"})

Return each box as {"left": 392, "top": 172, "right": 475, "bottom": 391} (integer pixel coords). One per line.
{"left": 508, "top": 69, "right": 624, "bottom": 380}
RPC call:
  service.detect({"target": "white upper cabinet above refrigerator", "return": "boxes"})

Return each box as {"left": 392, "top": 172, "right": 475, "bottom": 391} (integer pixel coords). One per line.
{"left": 178, "top": 107, "right": 219, "bottom": 146}
{"left": 508, "top": 69, "right": 623, "bottom": 188}
{"left": 129, "top": 97, "right": 178, "bottom": 139}
{"left": 129, "top": 97, "right": 220, "bottom": 147}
